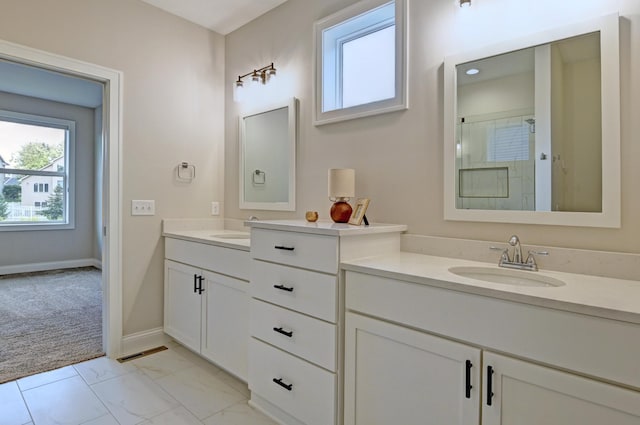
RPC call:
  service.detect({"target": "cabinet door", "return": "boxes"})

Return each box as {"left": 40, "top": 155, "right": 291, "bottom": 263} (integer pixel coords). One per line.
{"left": 164, "top": 260, "right": 202, "bottom": 352}
{"left": 483, "top": 351, "right": 640, "bottom": 425}
{"left": 344, "top": 312, "right": 481, "bottom": 425}
{"left": 201, "top": 270, "right": 249, "bottom": 381}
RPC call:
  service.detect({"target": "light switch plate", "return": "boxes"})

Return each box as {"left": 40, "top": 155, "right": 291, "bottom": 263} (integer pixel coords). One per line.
{"left": 132, "top": 200, "right": 155, "bottom": 216}
{"left": 211, "top": 201, "right": 220, "bottom": 216}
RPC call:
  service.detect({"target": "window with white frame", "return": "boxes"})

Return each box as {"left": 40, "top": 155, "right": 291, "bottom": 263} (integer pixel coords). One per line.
{"left": 0, "top": 110, "right": 75, "bottom": 230}
{"left": 314, "top": 0, "right": 407, "bottom": 125}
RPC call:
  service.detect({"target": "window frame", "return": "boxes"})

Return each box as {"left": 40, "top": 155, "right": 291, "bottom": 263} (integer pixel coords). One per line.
{"left": 313, "top": 0, "right": 408, "bottom": 125}
{"left": 0, "top": 109, "right": 75, "bottom": 231}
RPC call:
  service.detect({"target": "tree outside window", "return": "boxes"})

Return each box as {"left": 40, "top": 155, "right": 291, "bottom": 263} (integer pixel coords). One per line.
{"left": 41, "top": 185, "right": 64, "bottom": 220}
{"left": 0, "top": 194, "right": 8, "bottom": 220}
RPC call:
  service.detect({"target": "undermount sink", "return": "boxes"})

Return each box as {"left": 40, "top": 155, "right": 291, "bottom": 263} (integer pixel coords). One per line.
{"left": 448, "top": 266, "right": 565, "bottom": 287}
{"left": 209, "top": 233, "right": 250, "bottom": 239}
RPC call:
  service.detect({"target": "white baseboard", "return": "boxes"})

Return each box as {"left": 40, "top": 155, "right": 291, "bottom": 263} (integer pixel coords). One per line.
{"left": 0, "top": 258, "right": 102, "bottom": 275}
{"left": 120, "top": 327, "right": 170, "bottom": 358}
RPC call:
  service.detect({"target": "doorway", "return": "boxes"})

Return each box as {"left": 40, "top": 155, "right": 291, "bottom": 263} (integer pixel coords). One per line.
{"left": 0, "top": 39, "right": 122, "bottom": 358}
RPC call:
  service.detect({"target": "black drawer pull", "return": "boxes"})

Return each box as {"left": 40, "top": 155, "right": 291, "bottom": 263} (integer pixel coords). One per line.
{"left": 465, "top": 360, "right": 473, "bottom": 399}
{"left": 273, "top": 327, "right": 293, "bottom": 337}
{"left": 274, "top": 245, "right": 295, "bottom": 251}
{"left": 273, "top": 377, "right": 293, "bottom": 391}
{"left": 486, "top": 365, "right": 494, "bottom": 406}
{"left": 193, "top": 274, "right": 198, "bottom": 293}
{"left": 273, "top": 284, "right": 294, "bottom": 292}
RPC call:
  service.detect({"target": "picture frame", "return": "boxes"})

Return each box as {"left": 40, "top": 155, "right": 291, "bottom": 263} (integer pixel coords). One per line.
{"left": 349, "top": 198, "right": 370, "bottom": 225}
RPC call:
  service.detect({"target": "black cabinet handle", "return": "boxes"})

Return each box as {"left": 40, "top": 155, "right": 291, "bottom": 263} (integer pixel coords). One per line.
{"left": 273, "top": 327, "right": 293, "bottom": 337}
{"left": 273, "top": 284, "right": 294, "bottom": 292}
{"left": 486, "top": 365, "right": 494, "bottom": 406}
{"left": 193, "top": 274, "right": 198, "bottom": 293}
{"left": 274, "top": 245, "right": 295, "bottom": 251}
{"left": 273, "top": 377, "right": 293, "bottom": 391}
{"left": 465, "top": 360, "right": 473, "bottom": 399}
{"left": 197, "top": 275, "right": 205, "bottom": 294}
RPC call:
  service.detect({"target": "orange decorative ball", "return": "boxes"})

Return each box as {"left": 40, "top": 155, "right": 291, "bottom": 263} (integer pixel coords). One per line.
{"left": 330, "top": 201, "right": 352, "bottom": 223}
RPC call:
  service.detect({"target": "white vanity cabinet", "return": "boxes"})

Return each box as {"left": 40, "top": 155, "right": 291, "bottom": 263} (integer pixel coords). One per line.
{"left": 164, "top": 237, "right": 250, "bottom": 381}
{"left": 344, "top": 269, "right": 640, "bottom": 425}
{"left": 345, "top": 312, "right": 481, "bottom": 425}
{"left": 246, "top": 221, "right": 406, "bottom": 425}
{"left": 482, "top": 351, "right": 640, "bottom": 425}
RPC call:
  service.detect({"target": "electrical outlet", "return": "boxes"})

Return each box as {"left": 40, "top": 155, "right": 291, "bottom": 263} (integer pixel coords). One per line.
{"left": 132, "top": 200, "right": 155, "bottom": 216}
{"left": 211, "top": 201, "right": 220, "bottom": 216}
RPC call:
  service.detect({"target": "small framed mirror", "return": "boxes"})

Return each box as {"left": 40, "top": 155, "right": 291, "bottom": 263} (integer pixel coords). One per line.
{"left": 444, "top": 14, "right": 620, "bottom": 228}
{"left": 239, "top": 98, "right": 297, "bottom": 211}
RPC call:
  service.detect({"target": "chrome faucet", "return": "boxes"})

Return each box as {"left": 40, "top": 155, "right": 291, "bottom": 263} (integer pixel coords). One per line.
{"left": 509, "top": 235, "right": 523, "bottom": 263}
{"left": 490, "top": 235, "right": 548, "bottom": 271}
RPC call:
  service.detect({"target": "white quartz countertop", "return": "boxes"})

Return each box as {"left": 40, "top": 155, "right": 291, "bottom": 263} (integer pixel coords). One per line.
{"left": 342, "top": 252, "right": 640, "bottom": 324}
{"left": 162, "top": 229, "right": 250, "bottom": 251}
{"left": 245, "top": 219, "right": 407, "bottom": 236}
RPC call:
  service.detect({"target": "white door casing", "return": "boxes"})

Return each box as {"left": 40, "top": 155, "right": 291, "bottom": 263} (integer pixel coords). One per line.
{"left": 0, "top": 38, "right": 123, "bottom": 358}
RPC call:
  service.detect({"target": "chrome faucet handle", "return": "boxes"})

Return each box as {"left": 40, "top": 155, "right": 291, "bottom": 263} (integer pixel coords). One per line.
{"left": 528, "top": 250, "right": 549, "bottom": 256}
{"left": 525, "top": 250, "right": 548, "bottom": 271}
{"left": 489, "top": 246, "right": 511, "bottom": 264}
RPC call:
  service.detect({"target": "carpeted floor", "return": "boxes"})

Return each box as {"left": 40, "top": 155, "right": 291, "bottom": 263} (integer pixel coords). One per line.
{"left": 0, "top": 267, "right": 104, "bottom": 384}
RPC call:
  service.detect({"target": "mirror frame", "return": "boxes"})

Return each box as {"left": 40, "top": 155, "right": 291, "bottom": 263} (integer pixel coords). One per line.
{"left": 443, "top": 14, "right": 620, "bottom": 228}
{"left": 239, "top": 97, "right": 297, "bottom": 211}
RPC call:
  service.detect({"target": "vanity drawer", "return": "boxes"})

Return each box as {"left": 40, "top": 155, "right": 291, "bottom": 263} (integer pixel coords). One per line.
{"left": 251, "top": 228, "right": 338, "bottom": 273}
{"left": 251, "top": 259, "right": 337, "bottom": 322}
{"left": 250, "top": 299, "right": 336, "bottom": 371}
{"left": 249, "top": 338, "right": 336, "bottom": 425}
{"left": 165, "top": 238, "right": 250, "bottom": 281}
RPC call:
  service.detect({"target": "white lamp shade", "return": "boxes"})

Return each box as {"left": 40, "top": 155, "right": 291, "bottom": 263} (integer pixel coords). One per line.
{"left": 328, "top": 168, "right": 355, "bottom": 198}
{"left": 233, "top": 82, "right": 245, "bottom": 103}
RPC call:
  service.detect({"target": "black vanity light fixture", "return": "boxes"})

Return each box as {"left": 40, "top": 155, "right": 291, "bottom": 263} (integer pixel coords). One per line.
{"left": 234, "top": 63, "right": 277, "bottom": 89}
{"left": 234, "top": 63, "right": 277, "bottom": 102}
{"left": 459, "top": 0, "right": 471, "bottom": 7}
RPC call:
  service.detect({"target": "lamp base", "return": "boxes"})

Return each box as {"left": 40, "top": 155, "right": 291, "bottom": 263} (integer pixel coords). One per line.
{"left": 330, "top": 201, "right": 352, "bottom": 223}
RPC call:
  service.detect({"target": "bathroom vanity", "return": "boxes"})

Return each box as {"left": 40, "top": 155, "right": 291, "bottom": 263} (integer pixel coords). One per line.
{"left": 342, "top": 252, "right": 640, "bottom": 425}
{"left": 162, "top": 219, "right": 640, "bottom": 425}
{"left": 245, "top": 220, "right": 407, "bottom": 425}
{"left": 162, "top": 227, "right": 251, "bottom": 381}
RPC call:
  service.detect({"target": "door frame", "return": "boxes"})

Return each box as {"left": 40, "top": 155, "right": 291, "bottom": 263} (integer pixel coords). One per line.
{"left": 0, "top": 39, "right": 123, "bottom": 358}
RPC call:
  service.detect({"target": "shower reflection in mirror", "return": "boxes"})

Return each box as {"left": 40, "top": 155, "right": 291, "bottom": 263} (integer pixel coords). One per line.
{"left": 454, "top": 31, "right": 602, "bottom": 213}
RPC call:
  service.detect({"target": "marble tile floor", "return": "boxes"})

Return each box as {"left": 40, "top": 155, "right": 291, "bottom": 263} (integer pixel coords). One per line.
{"left": 0, "top": 341, "right": 277, "bottom": 425}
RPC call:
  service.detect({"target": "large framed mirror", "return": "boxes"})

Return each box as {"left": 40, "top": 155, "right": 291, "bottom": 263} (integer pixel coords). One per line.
{"left": 444, "top": 14, "right": 620, "bottom": 227}
{"left": 239, "top": 98, "right": 297, "bottom": 211}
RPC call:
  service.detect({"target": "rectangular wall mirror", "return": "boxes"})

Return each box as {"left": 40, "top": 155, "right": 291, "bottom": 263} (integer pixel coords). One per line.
{"left": 239, "top": 98, "right": 297, "bottom": 211}
{"left": 444, "top": 14, "right": 620, "bottom": 228}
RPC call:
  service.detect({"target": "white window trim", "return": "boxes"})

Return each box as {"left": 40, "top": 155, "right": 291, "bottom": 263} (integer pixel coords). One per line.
{"left": 0, "top": 109, "right": 76, "bottom": 231}
{"left": 313, "top": 0, "right": 408, "bottom": 126}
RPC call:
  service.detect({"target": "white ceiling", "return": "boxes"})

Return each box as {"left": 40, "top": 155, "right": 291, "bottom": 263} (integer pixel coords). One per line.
{"left": 139, "top": 0, "right": 289, "bottom": 35}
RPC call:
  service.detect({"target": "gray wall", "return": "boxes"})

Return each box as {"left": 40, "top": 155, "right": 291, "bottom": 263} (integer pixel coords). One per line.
{"left": 0, "top": 91, "right": 96, "bottom": 266}
{"left": 225, "top": 0, "right": 640, "bottom": 254}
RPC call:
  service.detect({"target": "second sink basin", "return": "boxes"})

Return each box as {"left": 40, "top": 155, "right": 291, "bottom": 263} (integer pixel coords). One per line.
{"left": 448, "top": 266, "right": 565, "bottom": 287}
